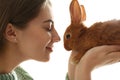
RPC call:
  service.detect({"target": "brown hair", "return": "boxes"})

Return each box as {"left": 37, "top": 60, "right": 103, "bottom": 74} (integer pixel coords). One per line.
{"left": 0, "top": 0, "right": 50, "bottom": 49}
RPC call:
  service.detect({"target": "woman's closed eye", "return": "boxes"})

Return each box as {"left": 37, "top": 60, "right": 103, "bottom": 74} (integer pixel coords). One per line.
{"left": 43, "top": 20, "right": 54, "bottom": 32}
{"left": 46, "top": 28, "right": 51, "bottom": 31}
{"left": 47, "top": 22, "right": 53, "bottom": 32}
{"left": 46, "top": 25, "right": 53, "bottom": 32}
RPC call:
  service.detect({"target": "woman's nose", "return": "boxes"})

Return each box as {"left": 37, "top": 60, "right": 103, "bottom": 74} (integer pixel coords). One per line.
{"left": 52, "top": 29, "right": 61, "bottom": 42}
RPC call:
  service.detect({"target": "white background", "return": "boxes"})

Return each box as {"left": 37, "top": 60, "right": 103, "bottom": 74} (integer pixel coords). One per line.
{"left": 20, "top": 0, "right": 120, "bottom": 80}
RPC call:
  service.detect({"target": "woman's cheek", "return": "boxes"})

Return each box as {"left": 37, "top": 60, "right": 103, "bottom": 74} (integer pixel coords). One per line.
{"left": 47, "top": 32, "right": 52, "bottom": 42}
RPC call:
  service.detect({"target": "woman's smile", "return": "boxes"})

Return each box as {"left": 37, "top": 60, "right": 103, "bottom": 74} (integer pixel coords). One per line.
{"left": 46, "top": 46, "right": 53, "bottom": 52}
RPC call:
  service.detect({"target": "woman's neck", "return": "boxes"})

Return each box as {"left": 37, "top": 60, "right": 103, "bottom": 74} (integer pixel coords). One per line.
{"left": 0, "top": 45, "right": 27, "bottom": 74}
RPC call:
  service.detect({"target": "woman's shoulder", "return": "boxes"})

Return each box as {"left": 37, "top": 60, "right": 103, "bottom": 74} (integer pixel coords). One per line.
{"left": 14, "top": 66, "right": 33, "bottom": 80}
{"left": 0, "top": 66, "right": 33, "bottom": 80}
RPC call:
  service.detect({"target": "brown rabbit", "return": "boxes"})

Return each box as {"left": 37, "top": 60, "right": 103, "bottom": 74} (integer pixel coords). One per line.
{"left": 64, "top": 0, "right": 120, "bottom": 64}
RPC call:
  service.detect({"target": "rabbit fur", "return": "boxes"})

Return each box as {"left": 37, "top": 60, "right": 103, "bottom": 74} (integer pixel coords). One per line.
{"left": 63, "top": 0, "right": 120, "bottom": 64}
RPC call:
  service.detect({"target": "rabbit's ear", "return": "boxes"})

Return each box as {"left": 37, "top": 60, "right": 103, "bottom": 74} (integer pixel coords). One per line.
{"left": 70, "top": 0, "right": 82, "bottom": 24}
{"left": 80, "top": 5, "right": 86, "bottom": 21}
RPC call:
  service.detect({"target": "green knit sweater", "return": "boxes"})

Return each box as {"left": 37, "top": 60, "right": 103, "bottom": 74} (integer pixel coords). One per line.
{"left": 0, "top": 67, "right": 33, "bottom": 80}
{"left": 66, "top": 73, "right": 69, "bottom": 80}
{"left": 0, "top": 67, "right": 69, "bottom": 80}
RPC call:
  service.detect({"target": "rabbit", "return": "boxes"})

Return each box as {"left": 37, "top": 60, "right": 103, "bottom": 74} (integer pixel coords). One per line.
{"left": 63, "top": 0, "right": 120, "bottom": 64}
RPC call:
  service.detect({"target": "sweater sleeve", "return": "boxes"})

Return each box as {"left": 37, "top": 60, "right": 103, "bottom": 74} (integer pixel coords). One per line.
{"left": 66, "top": 73, "right": 69, "bottom": 80}
{"left": 15, "top": 66, "right": 33, "bottom": 80}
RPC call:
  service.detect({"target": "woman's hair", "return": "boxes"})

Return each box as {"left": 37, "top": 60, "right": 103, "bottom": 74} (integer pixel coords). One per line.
{"left": 0, "top": 0, "right": 50, "bottom": 49}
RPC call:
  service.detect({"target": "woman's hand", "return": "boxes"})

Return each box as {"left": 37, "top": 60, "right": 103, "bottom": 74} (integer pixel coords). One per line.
{"left": 68, "top": 45, "right": 120, "bottom": 80}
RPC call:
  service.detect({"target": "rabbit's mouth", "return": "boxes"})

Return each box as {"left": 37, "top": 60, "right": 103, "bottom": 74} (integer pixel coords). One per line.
{"left": 64, "top": 43, "right": 72, "bottom": 51}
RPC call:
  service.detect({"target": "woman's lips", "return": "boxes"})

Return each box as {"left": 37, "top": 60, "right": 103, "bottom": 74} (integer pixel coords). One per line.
{"left": 46, "top": 47, "right": 53, "bottom": 52}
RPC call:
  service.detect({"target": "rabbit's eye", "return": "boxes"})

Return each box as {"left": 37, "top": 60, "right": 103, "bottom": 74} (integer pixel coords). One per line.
{"left": 66, "top": 34, "right": 71, "bottom": 39}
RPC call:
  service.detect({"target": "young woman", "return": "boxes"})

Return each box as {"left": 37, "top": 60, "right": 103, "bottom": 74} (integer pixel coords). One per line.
{"left": 0, "top": 0, "right": 60, "bottom": 79}
{"left": 0, "top": 0, "right": 120, "bottom": 80}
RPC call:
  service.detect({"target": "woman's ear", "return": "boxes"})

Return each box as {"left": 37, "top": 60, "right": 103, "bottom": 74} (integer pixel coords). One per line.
{"left": 4, "top": 23, "right": 17, "bottom": 43}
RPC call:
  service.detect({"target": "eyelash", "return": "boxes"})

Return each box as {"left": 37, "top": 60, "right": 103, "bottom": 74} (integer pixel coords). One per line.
{"left": 45, "top": 23, "right": 53, "bottom": 32}
{"left": 46, "top": 26, "right": 52, "bottom": 32}
{"left": 47, "top": 28, "right": 52, "bottom": 31}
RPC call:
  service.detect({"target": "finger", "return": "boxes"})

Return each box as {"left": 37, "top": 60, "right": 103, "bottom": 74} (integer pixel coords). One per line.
{"left": 94, "top": 59, "right": 119, "bottom": 69}
{"left": 86, "top": 45, "right": 120, "bottom": 56}
{"left": 102, "top": 51, "right": 120, "bottom": 66}
{"left": 103, "top": 58, "right": 120, "bottom": 66}
{"left": 82, "top": 45, "right": 120, "bottom": 59}
{"left": 97, "top": 45, "right": 120, "bottom": 52}
{"left": 106, "top": 51, "right": 120, "bottom": 59}
{"left": 104, "top": 45, "right": 120, "bottom": 54}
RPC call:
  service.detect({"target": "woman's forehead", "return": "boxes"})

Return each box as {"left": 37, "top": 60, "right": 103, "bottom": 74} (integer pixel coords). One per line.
{"left": 38, "top": 3, "right": 53, "bottom": 21}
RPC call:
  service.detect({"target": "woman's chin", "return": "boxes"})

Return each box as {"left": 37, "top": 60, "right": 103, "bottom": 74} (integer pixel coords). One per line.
{"left": 36, "top": 57, "right": 50, "bottom": 62}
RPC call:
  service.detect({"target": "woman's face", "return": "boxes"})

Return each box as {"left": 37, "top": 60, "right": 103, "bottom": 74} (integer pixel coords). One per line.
{"left": 16, "top": 3, "right": 60, "bottom": 61}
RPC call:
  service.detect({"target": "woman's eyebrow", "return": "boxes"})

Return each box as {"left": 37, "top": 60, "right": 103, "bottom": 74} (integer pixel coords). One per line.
{"left": 43, "top": 19, "right": 54, "bottom": 24}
